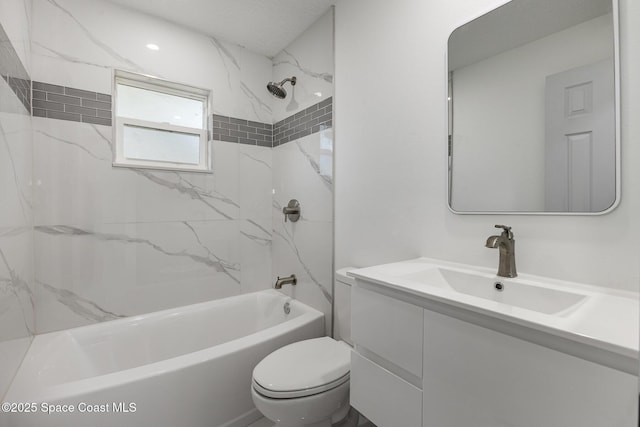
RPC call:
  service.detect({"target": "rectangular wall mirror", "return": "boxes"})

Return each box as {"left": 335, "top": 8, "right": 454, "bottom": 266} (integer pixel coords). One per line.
{"left": 447, "top": 0, "right": 620, "bottom": 214}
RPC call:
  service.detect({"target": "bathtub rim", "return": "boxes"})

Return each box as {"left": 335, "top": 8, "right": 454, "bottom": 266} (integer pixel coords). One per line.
{"left": 6, "top": 290, "right": 324, "bottom": 403}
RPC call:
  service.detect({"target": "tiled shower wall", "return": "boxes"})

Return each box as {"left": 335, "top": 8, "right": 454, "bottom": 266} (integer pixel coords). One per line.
{"left": 30, "top": 0, "right": 275, "bottom": 333}
{"left": 0, "top": 0, "right": 34, "bottom": 400}
{"left": 271, "top": 10, "right": 335, "bottom": 333}
{"left": 29, "top": 0, "right": 334, "bottom": 334}
{"left": 32, "top": 81, "right": 112, "bottom": 126}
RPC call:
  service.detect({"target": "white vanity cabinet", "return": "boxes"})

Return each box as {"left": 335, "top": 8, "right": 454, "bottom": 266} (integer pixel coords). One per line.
{"left": 422, "top": 309, "right": 637, "bottom": 427}
{"left": 350, "top": 271, "right": 638, "bottom": 427}
{"left": 350, "top": 285, "right": 424, "bottom": 427}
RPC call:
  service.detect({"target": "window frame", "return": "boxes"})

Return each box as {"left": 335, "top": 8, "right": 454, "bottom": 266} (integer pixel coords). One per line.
{"left": 112, "top": 70, "right": 212, "bottom": 173}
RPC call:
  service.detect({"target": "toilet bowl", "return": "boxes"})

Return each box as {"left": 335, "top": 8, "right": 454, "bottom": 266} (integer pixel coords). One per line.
{"left": 251, "top": 336, "right": 357, "bottom": 427}
{"left": 252, "top": 269, "right": 358, "bottom": 427}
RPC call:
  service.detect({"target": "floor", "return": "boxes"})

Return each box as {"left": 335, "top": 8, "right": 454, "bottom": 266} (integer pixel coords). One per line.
{"left": 247, "top": 418, "right": 273, "bottom": 427}
{"left": 247, "top": 415, "right": 376, "bottom": 427}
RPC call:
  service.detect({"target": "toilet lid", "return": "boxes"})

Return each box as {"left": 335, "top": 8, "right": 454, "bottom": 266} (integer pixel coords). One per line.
{"left": 252, "top": 337, "right": 351, "bottom": 399}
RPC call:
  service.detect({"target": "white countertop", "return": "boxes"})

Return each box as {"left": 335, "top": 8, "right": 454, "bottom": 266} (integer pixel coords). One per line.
{"left": 350, "top": 257, "right": 639, "bottom": 372}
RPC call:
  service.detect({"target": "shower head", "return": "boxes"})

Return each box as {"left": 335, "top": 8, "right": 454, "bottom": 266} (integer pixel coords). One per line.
{"left": 267, "top": 76, "right": 297, "bottom": 99}
{"left": 267, "top": 82, "right": 287, "bottom": 99}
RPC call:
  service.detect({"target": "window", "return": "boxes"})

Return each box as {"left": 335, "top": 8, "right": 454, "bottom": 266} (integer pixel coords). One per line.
{"left": 113, "top": 70, "right": 211, "bottom": 172}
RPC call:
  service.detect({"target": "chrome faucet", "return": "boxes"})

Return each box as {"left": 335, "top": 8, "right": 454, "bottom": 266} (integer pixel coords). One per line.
{"left": 485, "top": 225, "right": 517, "bottom": 278}
{"left": 274, "top": 274, "right": 297, "bottom": 289}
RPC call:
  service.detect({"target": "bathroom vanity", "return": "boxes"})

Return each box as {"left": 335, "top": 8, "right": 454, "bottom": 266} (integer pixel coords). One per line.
{"left": 349, "top": 258, "right": 638, "bottom": 427}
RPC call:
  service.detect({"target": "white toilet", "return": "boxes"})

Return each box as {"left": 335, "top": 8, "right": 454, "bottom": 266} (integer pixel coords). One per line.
{"left": 251, "top": 269, "right": 357, "bottom": 427}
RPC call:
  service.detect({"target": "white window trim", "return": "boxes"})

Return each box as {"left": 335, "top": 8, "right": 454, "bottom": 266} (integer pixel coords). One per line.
{"left": 112, "top": 70, "right": 212, "bottom": 173}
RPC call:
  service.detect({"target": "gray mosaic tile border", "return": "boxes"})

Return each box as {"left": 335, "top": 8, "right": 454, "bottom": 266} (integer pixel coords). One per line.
{"left": 211, "top": 115, "right": 273, "bottom": 147}
{"left": 273, "top": 97, "right": 332, "bottom": 147}
{"left": 0, "top": 23, "right": 31, "bottom": 113}
{"left": 32, "top": 81, "right": 112, "bottom": 126}
{"left": 29, "top": 82, "right": 331, "bottom": 143}
{"left": 211, "top": 97, "right": 332, "bottom": 148}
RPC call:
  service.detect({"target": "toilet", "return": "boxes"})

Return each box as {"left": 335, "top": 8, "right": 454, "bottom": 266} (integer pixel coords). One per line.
{"left": 251, "top": 269, "right": 357, "bottom": 427}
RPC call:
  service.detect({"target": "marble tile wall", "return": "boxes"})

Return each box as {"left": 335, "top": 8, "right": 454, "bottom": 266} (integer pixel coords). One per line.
{"left": 28, "top": 0, "right": 334, "bottom": 336}
{"left": 0, "top": 24, "right": 31, "bottom": 112}
{"left": 31, "top": 119, "right": 274, "bottom": 333}
{"left": 272, "top": 129, "right": 334, "bottom": 333}
{"left": 271, "top": 10, "right": 334, "bottom": 123}
{"left": 271, "top": 9, "right": 335, "bottom": 334}
{"left": 30, "top": 0, "right": 275, "bottom": 333}
{"left": 0, "top": 0, "right": 34, "bottom": 400}
{"left": 31, "top": 0, "right": 273, "bottom": 122}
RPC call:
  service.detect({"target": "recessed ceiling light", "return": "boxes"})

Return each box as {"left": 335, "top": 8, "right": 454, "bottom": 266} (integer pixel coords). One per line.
{"left": 146, "top": 43, "right": 159, "bottom": 51}
{"left": 314, "top": 92, "right": 322, "bottom": 97}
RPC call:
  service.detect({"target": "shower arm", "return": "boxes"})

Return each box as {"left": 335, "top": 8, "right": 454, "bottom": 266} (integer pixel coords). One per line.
{"left": 279, "top": 77, "right": 296, "bottom": 86}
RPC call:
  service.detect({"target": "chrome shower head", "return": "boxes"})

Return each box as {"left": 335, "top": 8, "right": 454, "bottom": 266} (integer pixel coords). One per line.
{"left": 267, "top": 76, "right": 297, "bottom": 99}
{"left": 267, "top": 82, "right": 287, "bottom": 99}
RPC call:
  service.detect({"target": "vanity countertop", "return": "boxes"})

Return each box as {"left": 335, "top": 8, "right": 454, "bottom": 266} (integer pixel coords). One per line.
{"left": 350, "top": 258, "right": 639, "bottom": 374}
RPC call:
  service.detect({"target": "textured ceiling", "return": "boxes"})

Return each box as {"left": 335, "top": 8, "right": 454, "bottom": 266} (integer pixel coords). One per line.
{"left": 105, "top": 0, "right": 335, "bottom": 57}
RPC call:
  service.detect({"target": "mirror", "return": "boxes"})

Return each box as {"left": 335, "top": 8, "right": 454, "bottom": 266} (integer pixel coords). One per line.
{"left": 447, "top": 0, "right": 619, "bottom": 214}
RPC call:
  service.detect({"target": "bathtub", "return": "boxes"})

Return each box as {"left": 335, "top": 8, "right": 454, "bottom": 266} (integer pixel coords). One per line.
{"left": 2, "top": 290, "right": 324, "bottom": 427}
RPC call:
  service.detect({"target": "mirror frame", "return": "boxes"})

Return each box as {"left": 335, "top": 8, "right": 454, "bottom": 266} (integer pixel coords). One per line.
{"left": 446, "top": 0, "right": 621, "bottom": 216}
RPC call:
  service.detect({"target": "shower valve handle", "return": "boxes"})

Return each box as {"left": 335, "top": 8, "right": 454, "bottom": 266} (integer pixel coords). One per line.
{"left": 282, "top": 199, "right": 300, "bottom": 222}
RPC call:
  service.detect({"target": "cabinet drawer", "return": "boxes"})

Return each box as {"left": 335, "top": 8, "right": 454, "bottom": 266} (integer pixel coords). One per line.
{"left": 351, "top": 351, "right": 422, "bottom": 427}
{"left": 422, "top": 309, "right": 638, "bottom": 427}
{"left": 352, "top": 284, "right": 423, "bottom": 377}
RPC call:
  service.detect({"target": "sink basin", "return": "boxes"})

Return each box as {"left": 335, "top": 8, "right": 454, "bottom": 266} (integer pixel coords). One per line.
{"left": 399, "top": 267, "right": 586, "bottom": 315}
{"left": 349, "top": 257, "right": 639, "bottom": 375}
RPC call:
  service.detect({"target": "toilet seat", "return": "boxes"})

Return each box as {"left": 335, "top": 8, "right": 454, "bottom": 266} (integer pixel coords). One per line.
{"left": 252, "top": 337, "right": 351, "bottom": 399}
{"left": 252, "top": 372, "right": 350, "bottom": 399}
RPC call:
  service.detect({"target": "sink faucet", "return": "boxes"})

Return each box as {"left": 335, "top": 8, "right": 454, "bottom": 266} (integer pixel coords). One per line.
{"left": 485, "top": 225, "right": 517, "bottom": 278}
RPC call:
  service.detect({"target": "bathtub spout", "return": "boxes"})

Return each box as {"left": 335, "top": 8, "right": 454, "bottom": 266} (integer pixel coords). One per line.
{"left": 274, "top": 274, "right": 297, "bottom": 289}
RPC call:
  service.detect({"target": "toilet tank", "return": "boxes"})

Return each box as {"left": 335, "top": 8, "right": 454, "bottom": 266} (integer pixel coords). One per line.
{"left": 334, "top": 267, "right": 357, "bottom": 346}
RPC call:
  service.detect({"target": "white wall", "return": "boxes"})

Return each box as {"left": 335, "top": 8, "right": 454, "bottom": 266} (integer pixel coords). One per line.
{"left": 451, "top": 14, "right": 613, "bottom": 212}
{"left": 334, "top": 0, "right": 639, "bottom": 297}
{"left": 0, "top": 0, "right": 34, "bottom": 399}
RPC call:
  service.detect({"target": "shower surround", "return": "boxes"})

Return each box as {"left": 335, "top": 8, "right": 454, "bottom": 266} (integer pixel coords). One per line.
{"left": 27, "top": 0, "right": 334, "bottom": 336}
{"left": 270, "top": 10, "right": 334, "bottom": 333}
{"left": 0, "top": 0, "right": 34, "bottom": 400}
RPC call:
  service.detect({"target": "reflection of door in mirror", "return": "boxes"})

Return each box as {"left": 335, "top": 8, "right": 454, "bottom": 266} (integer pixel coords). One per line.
{"left": 545, "top": 60, "right": 615, "bottom": 212}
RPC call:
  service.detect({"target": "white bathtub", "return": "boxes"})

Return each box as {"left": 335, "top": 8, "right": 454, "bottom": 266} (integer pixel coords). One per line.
{"left": 2, "top": 290, "right": 324, "bottom": 427}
